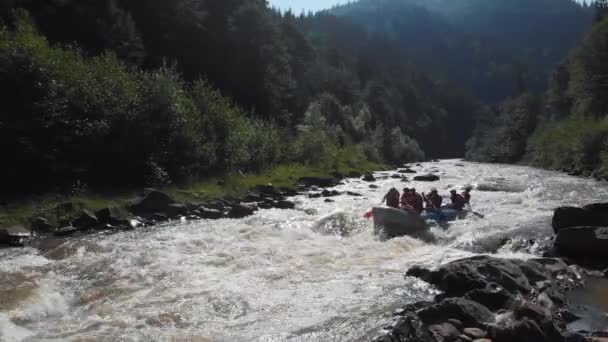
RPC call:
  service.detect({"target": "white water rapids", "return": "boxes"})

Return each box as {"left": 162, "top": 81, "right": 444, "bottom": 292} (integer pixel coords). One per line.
{"left": 2, "top": 160, "right": 608, "bottom": 342}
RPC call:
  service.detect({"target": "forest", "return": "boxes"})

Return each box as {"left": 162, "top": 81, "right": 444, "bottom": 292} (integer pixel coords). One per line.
{"left": 466, "top": 1, "right": 608, "bottom": 178}
{"left": 0, "top": 0, "right": 604, "bottom": 197}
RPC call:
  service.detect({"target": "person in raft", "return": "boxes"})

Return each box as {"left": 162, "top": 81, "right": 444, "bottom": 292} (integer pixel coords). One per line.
{"left": 382, "top": 187, "right": 400, "bottom": 209}
{"left": 450, "top": 189, "right": 468, "bottom": 211}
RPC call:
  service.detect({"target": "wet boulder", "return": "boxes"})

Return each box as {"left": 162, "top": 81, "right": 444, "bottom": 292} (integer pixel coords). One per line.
{"left": 554, "top": 226, "right": 608, "bottom": 262}
{"left": 298, "top": 177, "right": 340, "bottom": 188}
{"left": 32, "top": 217, "right": 54, "bottom": 233}
{"left": 276, "top": 200, "right": 295, "bottom": 209}
{"left": 362, "top": 173, "right": 376, "bottom": 182}
{"left": 428, "top": 322, "right": 461, "bottom": 342}
{"left": 129, "top": 189, "right": 175, "bottom": 213}
{"left": 166, "top": 203, "right": 189, "bottom": 218}
{"left": 347, "top": 191, "right": 363, "bottom": 197}
{"left": 95, "top": 207, "right": 131, "bottom": 226}
{"left": 490, "top": 318, "right": 547, "bottom": 342}
{"left": 418, "top": 298, "right": 494, "bottom": 328}
{"left": 227, "top": 204, "right": 257, "bottom": 219}
{"left": 198, "top": 207, "right": 224, "bottom": 220}
{"left": 54, "top": 226, "right": 79, "bottom": 237}
{"left": 414, "top": 174, "right": 440, "bottom": 182}
{"left": 398, "top": 168, "right": 417, "bottom": 174}
{"left": 0, "top": 225, "right": 32, "bottom": 246}
{"left": 73, "top": 209, "right": 99, "bottom": 230}
{"left": 552, "top": 203, "right": 608, "bottom": 233}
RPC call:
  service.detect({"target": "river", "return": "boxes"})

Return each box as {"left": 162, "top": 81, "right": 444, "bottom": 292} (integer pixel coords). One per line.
{"left": 2, "top": 160, "right": 608, "bottom": 342}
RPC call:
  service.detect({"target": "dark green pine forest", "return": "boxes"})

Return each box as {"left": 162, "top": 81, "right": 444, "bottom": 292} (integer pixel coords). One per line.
{"left": 0, "top": 0, "right": 605, "bottom": 198}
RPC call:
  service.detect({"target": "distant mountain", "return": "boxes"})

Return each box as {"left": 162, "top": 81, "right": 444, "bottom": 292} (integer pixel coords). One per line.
{"left": 331, "top": 0, "right": 594, "bottom": 102}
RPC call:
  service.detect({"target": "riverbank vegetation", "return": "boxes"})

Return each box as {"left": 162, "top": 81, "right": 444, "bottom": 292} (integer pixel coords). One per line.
{"left": 0, "top": 1, "right": 480, "bottom": 202}
{"left": 466, "top": 2, "right": 608, "bottom": 177}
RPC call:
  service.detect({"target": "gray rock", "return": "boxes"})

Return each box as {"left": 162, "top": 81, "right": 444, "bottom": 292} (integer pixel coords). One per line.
{"left": 369, "top": 184, "right": 379, "bottom": 189}
{"left": 32, "top": 217, "right": 54, "bottom": 232}
{"left": 298, "top": 177, "right": 340, "bottom": 188}
{"left": 363, "top": 173, "right": 376, "bottom": 182}
{"left": 347, "top": 191, "right": 363, "bottom": 197}
{"left": 54, "top": 226, "right": 79, "bottom": 237}
{"left": 95, "top": 207, "right": 130, "bottom": 226}
{"left": 490, "top": 318, "right": 546, "bottom": 342}
{"left": 167, "top": 203, "right": 188, "bottom": 218}
{"left": 0, "top": 225, "right": 32, "bottom": 246}
{"left": 553, "top": 204, "right": 608, "bottom": 233}
{"left": 554, "top": 226, "right": 608, "bottom": 260}
{"left": 128, "top": 189, "right": 175, "bottom": 213}
{"left": 398, "top": 168, "right": 417, "bottom": 174}
{"left": 428, "top": 322, "right": 461, "bottom": 342}
{"left": 463, "top": 328, "right": 487, "bottom": 339}
{"left": 227, "top": 204, "right": 256, "bottom": 219}
{"left": 199, "top": 207, "right": 224, "bottom": 219}
{"left": 414, "top": 174, "right": 440, "bottom": 182}
{"left": 73, "top": 209, "right": 99, "bottom": 230}
{"left": 276, "top": 200, "right": 295, "bottom": 209}
{"left": 418, "top": 298, "right": 494, "bottom": 328}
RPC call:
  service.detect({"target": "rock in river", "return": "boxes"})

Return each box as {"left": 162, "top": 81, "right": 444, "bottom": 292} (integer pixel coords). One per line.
{"left": 554, "top": 226, "right": 608, "bottom": 262}
{"left": 298, "top": 177, "right": 340, "bottom": 188}
{"left": 414, "top": 174, "right": 440, "bottom": 182}
{"left": 129, "top": 189, "right": 175, "bottom": 213}
{"left": 0, "top": 225, "right": 32, "bottom": 246}
{"left": 553, "top": 203, "right": 608, "bottom": 233}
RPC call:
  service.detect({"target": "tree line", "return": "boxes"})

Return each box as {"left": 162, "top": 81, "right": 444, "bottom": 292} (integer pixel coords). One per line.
{"left": 466, "top": 1, "right": 608, "bottom": 177}
{"left": 0, "top": 0, "right": 481, "bottom": 197}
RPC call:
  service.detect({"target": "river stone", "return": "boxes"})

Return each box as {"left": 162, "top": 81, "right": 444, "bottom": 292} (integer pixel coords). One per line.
{"left": 418, "top": 298, "right": 494, "bottom": 328}
{"left": 490, "top": 318, "right": 546, "bottom": 342}
{"left": 129, "top": 189, "right": 175, "bottom": 213}
{"left": 414, "top": 174, "right": 440, "bottom": 182}
{"left": 298, "top": 177, "right": 339, "bottom": 188}
{"left": 276, "top": 200, "right": 295, "bottom": 209}
{"left": 398, "top": 168, "right": 417, "bottom": 174}
{"left": 32, "top": 217, "right": 54, "bottom": 232}
{"left": 198, "top": 207, "right": 224, "bottom": 219}
{"left": 554, "top": 226, "right": 608, "bottom": 260}
{"left": 96, "top": 207, "right": 131, "bottom": 227}
{"left": 73, "top": 209, "right": 99, "bottom": 230}
{"left": 553, "top": 204, "right": 608, "bottom": 233}
{"left": 167, "top": 203, "right": 188, "bottom": 218}
{"left": 0, "top": 225, "right": 32, "bottom": 246}
{"left": 465, "top": 283, "right": 514, "bottom": 311}
{"left": 463, "top": 328, "right": 487, "bottom": 339}
{"left": 363, "top": 173, "right": 376, "bottom": 182}
{"left": 227, "top": 204, "right": 256, "bottom": 218}
{"left": 428, "top": 322, "right": 460, "bottom": 342}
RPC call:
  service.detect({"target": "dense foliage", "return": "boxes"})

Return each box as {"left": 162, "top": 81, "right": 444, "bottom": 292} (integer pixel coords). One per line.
{"left": 332, "top": 0, "right": 593, "bottom": 103}
{"left": 0, "top": 13, "right": 282, "bottom": 195}
{"left": 467, "top": 3, "right": 608, "bottom": 176}
{"left": 0, "top": 0, "right": 488, "bottom": 196}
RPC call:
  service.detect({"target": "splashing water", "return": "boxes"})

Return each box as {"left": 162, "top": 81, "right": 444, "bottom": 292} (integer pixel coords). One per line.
{"left": 2, "top": 160, "right": 608, "bottom": 341}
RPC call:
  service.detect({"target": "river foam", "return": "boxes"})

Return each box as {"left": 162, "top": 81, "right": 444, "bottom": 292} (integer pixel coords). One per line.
{"left": 2, "top": 160, "right": 608, "bottom": 341}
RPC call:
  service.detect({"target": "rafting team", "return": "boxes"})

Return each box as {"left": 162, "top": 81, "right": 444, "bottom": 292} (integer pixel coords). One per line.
{"left": 382, "top": 186, "right": 472, "bottom": 216}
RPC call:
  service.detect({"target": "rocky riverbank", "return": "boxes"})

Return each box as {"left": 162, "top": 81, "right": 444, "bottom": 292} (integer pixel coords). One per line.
{"left": 0, "top": 173, "right": 386, "bottom": 247}
{"left": 368, "top": 201, "right": 608, "bottom": 342}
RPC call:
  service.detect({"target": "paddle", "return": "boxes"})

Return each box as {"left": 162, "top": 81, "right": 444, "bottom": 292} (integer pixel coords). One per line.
{"left": 465, "top": 203, "right": 485, "bottom": 218}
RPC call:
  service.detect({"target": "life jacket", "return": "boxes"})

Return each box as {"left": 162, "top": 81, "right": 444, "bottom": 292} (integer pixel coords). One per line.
{"left": 386, "top": 190, "right": 400, "bottom": 208}
{"left": 451, "top": 193, "right": 466, "bottom": 210}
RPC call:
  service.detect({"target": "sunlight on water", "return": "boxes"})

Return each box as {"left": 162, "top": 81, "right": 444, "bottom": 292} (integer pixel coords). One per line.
{"left": 2, "top": 160, "right": 608, "bottom": 341}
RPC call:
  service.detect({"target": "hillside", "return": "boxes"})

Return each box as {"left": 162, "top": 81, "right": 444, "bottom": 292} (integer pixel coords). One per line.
{"left": 332, "top": 0, "right": 594, "bottom": 102}
{"left": 0, "top": 0, "right": 479, "bottom": 198}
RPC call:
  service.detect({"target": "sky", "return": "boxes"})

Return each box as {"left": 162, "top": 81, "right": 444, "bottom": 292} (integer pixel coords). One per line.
{"left": 268, "top": 0, "right": 352, "bottom": 14}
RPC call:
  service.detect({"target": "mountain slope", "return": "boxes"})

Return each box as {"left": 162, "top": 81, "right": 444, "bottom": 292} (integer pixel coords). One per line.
{"left": 332, "top": 0, "right": 594, "bottom": 102}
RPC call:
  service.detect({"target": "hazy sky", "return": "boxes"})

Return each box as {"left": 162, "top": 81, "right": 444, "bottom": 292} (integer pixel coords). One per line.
{"left": 269, "top": 0, "right": 352, "bottom": 13}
